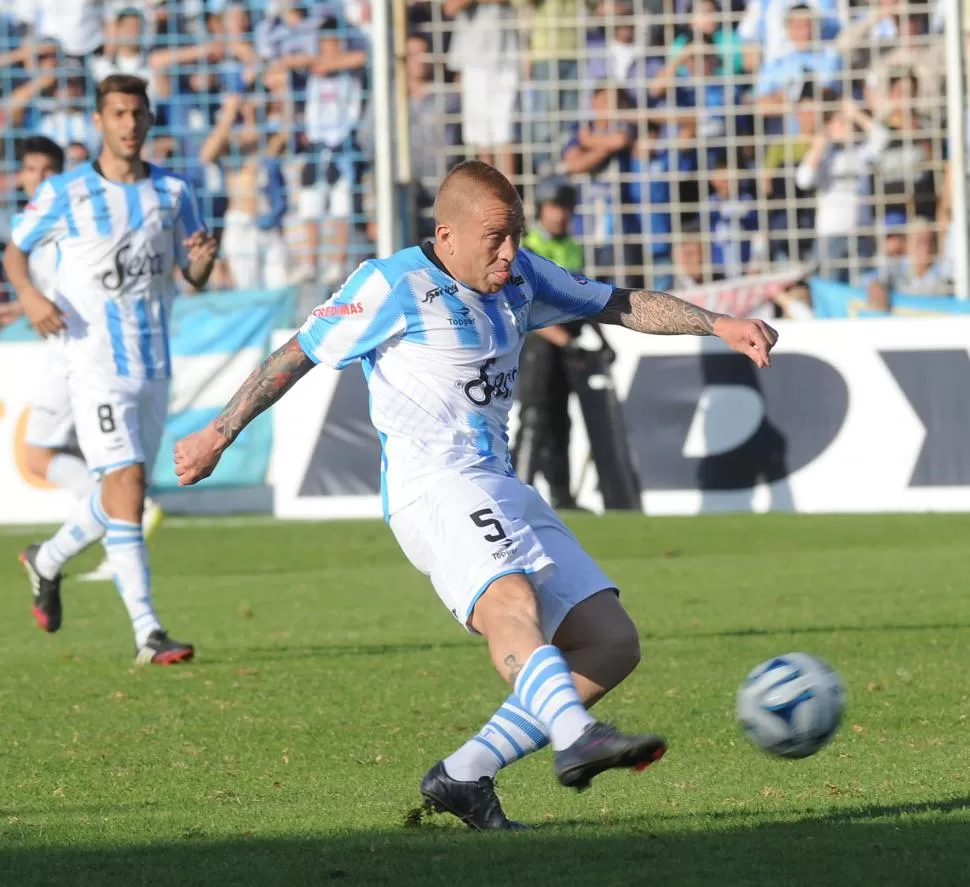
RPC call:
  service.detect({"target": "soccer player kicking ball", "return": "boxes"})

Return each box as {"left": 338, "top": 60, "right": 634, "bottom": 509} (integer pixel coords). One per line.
{"left": 175, "top": 161, "right": 777, "bottom": 825}
{"left": 5, "top": 75, "right": 217, "bottom": 664}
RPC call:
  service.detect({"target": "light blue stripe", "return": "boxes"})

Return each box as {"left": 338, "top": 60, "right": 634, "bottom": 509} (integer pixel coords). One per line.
{"left": 536, "top": 683, "right": 573, "bottom": 721}
{"left": 135, "top": 298, "right": 155, "bottom": 379}
{"left": 152, "top": 168, "right": 172, "bottom": 210}
{"left": 158, "top": 297, "right": 172, "bottom": 376}
{"left": 105, "top": 301, "right": 129, "bottom": 376}
{"left": 18, "top": 182, "right": 64, "bottom": 252}
{"left": 522, "top": 659, "right": 570, "bottom": 711}
{"left": 124, "top": 182, "right": 144, "bottom": 231}
{"left": 105, "top": 534, "right": 144, "bottom": 544}
{"left": 178, "top": 184, "right": 203, "bottom": 235}
{"left": 94, "top": 458, "right": 140, "bottom": 474}
{"left": 498, "top": 702, "right": 548, "bottom": 747}
{"left": 86, "top": 169, "right": 112, "bottom": 236}
{"left": 547, "top": 699, "right": 586, "bottom": 728}
{"left": 481, "top": 296, "right": 509, "bottom": 349}
{"left": 89, "top": 493, "right": 108, "bottom": 527}
{"left": 462, "top": 567, "right": 537, "bottom": 625}
{"left": 340, "top": 289, "right": 406, "bottom": 368}
{"left": 468, "top": 413, "right": 496, "bottom": 463}
{"left": 471, "top": 736, "right": 507, "bottom": 767}
{"left": 399, "top": 280, "right": 427, "bottom": 343}
{"left": 487, "top": 721, "right": 524, "bottom": 758}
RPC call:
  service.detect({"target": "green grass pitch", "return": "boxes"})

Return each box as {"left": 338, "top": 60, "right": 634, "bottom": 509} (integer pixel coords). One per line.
{"left": 1, "top": 513, "right": 969, "bottom": 887}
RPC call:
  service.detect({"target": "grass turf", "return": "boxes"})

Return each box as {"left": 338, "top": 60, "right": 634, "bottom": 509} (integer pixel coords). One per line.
{"left": 0, "top": 513, "right": 968, "bottom": 887}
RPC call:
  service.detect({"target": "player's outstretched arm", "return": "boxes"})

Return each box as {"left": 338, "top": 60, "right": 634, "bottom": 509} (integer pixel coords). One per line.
{"left": 596, "top": 287, "right": 779, "bottom": 368}
{"left": 174, "top": 335, "right": 314, "bottom": 486}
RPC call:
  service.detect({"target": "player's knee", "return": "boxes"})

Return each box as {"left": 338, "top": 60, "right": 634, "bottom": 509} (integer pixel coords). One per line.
{"left": 24, "top": 445, "right": 53, "bottom": 479}
{"left": 101, "top": 463, "right": 146, "bottom": 521}
{"left": 470, "top": 573, "right": 540, "bottom": 637}
{"left": 609, "top": 626, "right": 641, "bottom": 683}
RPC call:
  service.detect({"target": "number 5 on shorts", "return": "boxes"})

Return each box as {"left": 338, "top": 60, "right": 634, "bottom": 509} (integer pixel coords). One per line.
{"left": 97, "top": 404, "right": 116, "bottom": 433}
{"left": 470, "top": 508, "right": 507, "bottom": 542}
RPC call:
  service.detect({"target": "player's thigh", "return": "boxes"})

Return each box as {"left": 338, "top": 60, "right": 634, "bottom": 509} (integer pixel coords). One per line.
{"left": 390, "top": 472, "right": 555, "bottom": 630}
{"left": 24, "top": 357, "right": 74, "bottom": 449}
{"left": 525, "top": 489, "right": 617, "bottom": 641}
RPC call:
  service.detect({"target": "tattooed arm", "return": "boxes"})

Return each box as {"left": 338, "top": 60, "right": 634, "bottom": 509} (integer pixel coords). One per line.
{"left": 174, "top": 335, "right": 315, "bottom": 485}
{"left": 596, "top": 287, "right": 780, "bottom": 366}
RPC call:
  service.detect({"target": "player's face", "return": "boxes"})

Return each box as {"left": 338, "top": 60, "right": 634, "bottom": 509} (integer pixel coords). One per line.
{"left": 19, "top": 152, "right": 60, "bottom": 199}
{"left": 95, "top": 92, "right": 152, "bottom": 162}
{"left": 455, "top": 196, "right": 524, "bottom": 294}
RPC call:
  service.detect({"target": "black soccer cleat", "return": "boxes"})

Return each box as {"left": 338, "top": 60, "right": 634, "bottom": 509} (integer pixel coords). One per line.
{"left": 554, "top": 722, "right": 667, "bottom": 791}
{"left": 419, "top": 761, "right": 527, "bottom": 831}
{"left": 19, "top": 543, "right": 62, "bottom": 633}
{"left": 135, "top": 630, "right": 195, "bottom": 666}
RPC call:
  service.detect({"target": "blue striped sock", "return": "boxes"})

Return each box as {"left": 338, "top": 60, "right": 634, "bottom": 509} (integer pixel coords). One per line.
{"left": 36, "top": 488, "right": 108, "bottom": 579}
{"left": 104, "top": 520, "right": 161, "bottom": 647}
{"left": 443, "top": 694, "right": 550, "bottom": 781}
{"left": 513, "top": 645, "right": 595, "bottom": 751}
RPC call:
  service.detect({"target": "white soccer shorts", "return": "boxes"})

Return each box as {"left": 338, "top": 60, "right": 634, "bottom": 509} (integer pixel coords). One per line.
{"left": 390, "top": 470, "right": 615, "bottom": 640}
{"left": 71, "top": 378, "right": 170, "bottom": 477}
{"left": 24, "top": 344, "right": 74, "bottom": 449}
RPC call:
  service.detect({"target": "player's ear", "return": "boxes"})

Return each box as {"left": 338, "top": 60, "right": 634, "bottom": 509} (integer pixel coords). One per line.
{"left": 435, "top": 223, "right": 453, "bottom": 254}
{"left": 93, "top": 111, "right": 103, "bottom": 133}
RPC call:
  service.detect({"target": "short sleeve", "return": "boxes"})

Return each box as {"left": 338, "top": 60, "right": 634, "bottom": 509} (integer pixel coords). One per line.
{"left": 519, "top": 249, "right": 613, "bottom": 331}
{"left": 174, "top": 179, "right": 207, "bottom": 267}
{"left": 297, "top": 262, "right": 407, "bottom": 369}
{"left": 10, "top": 179, "right": 66, "bottom": 253}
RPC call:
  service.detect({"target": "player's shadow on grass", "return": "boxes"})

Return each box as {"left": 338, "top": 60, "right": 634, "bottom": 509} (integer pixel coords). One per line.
{"left": 6, "top": 806, "right": 970, "bottom": 887}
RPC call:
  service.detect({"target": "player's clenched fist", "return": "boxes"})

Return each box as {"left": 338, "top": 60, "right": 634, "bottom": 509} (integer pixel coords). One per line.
{"left": 711, "top": 317, "right": 779, "bottom": 368}
{"left": 174, "top": 425, "right": 227, "bottom": 486}
{"left": 183, "top": 230, "right": 218, "bottom": 265}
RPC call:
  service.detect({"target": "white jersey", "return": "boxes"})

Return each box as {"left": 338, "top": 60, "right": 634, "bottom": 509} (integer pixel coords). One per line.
{"left": 11, "top": 161, "right": 206, "bottom": 386}
{"left": 297, "top": 244, "right": 613, "bottom": 519}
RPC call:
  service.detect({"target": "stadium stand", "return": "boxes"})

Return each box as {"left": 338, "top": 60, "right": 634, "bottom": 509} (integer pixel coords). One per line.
{"left": 0, "top": 0, "right": 962, "bottom": 325}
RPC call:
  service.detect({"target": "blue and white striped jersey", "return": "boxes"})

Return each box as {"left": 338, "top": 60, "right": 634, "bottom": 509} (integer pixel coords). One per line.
{"left": 297, "top": 243, "right": 613, "bottom": 518}
{"left": 11, "top": 162, "right": 206, "bottom": 385}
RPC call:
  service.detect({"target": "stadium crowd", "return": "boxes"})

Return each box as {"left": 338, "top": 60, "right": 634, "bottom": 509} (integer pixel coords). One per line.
{"left": 0, "top": 0, "right": 961, "bottom": 328}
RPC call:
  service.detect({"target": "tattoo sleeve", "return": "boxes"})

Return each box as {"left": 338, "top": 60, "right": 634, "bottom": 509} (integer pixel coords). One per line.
{"left": 212, "top": 335, "right": 314, "bottom": 444}
{"left": 596, "top": 287, "right": 724, "bottom": 336}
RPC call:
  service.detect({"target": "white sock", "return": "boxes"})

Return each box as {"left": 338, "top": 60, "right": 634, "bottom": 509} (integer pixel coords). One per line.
{"left": 46, "top": 453, "right": 97, "bottom": 499}
{"left": 35, "top": 489, "right": 108, "bottom": 580}
{"left": 513, "top": 645, "right": 595, "bottom": 751}
{"left": 103, "top": 519, "right": 161, "bottom": 647}
{"left": 443, "top": 693, "right": 549, "bottom": 782}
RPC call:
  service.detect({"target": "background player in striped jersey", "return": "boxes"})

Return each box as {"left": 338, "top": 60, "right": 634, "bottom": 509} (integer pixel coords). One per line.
{"left": 174, "top": 161, "right": 777, "bottom": 827}
{"left": 4, "top": 74, "right": 217, "bottom": 665}
{"left": 16, "top": 135, "right": 164, "bottom": 585}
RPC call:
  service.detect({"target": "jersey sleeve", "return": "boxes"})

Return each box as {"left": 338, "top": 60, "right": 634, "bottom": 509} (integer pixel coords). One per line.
{"left": 519, "top": 249, "right": 613, "bottom": 331}
{"left": 10, "top": 179, "right": 67, "bottom": 253}
{"left": 297, "top": 262, "right": 407, "bottom": 369}
{"left": 174, "top": 180, "right": 207, "bottom": 268}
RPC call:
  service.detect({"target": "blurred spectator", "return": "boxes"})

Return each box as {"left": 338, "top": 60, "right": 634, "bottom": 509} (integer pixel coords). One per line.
{"left": 200, "top": 89, "right": 290, "bottom": 290}
{"left": 867, "top": 219, "right": 952, "bottom": 309}
{"left": 13, "top": 0, "right": 108, "bottom": 61}
{"left": 671, "top": 223, "right": 721, "bottom": 288}
{"left": 520, "top": 0, "right": 597, "bottom": 175}
{"left": 7, "top": 50, "right": 99, "bottom": 153}
{"left": 708, "top": 159, "right": 757, "bottom": 279}
{"left": 755, "top": 4, "right": 841, "bottom": 114}
{"left": 584, "top": 0, "right": 650, "bottom": 106}
{"left": 405, "top": 32, "right": 461, "bottom": 239}
{"left": 444, "top": 0, "right": 518, "bottom": 180}
{"left": 92, "top": 7, "right": 154, "bottom": 96}
{"left": 256, "top": 0, "right": 324, "bottom": 103}
{"left": 66, "top": 140, "right": 91, "bottom": 168}
{"left": 796, "top": 99, "right": 890, "bottom": 283}
{"left": 297, "top": 15, "right": 368, "bottom": 286}
{"left": 562, "top": 85, "right": 642, "bottom": 287}
{"left": 739, "top": 0, "right": 842, "bottom": 71}
{"left": 669, "top": 0, "right": 743, "bottom": 78}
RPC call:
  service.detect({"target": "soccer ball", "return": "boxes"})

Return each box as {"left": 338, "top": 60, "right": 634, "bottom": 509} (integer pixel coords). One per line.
{"left": 736, "top": 652, "right": 845, "bottom": 759}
